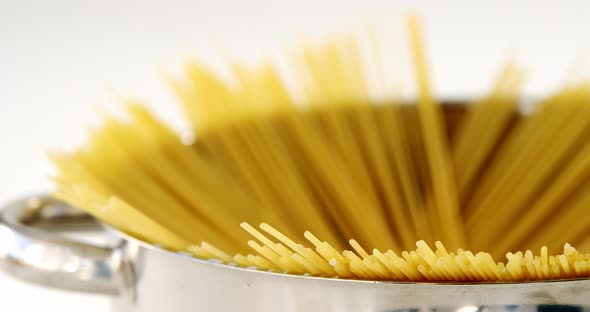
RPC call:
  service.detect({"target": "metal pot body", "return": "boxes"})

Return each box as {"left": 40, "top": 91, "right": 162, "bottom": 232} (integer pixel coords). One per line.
{"left": 1, "top": 195, "right": 590, "bottom": 312}
{"left": 113, "top": 240, "right": 590, "bottom": 312}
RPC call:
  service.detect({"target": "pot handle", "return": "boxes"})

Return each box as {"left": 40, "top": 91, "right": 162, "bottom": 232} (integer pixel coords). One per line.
{"left": 0, "top": 194, "right": 130, "bottom": 295}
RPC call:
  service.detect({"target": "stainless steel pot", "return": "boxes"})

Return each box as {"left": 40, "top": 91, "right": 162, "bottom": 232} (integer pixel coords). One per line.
{"left": 1, "top": 194, "right": 589, "bottom": 312}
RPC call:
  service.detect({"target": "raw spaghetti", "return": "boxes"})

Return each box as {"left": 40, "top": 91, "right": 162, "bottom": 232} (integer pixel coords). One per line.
{"left": 50, "top": 15, "right": 590, "bottom": 282}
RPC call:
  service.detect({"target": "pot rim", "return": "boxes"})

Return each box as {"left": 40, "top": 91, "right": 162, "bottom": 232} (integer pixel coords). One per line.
{"left": 106, "top": 223, "right": 590, "bottom": 288}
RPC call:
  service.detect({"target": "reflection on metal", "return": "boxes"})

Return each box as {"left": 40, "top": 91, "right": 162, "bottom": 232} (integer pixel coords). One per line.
{"left": 0, "top": 195, "right": 590, "bottom": 312}
{"left": 0, "top": 195, "right": 129, "bottom": 295}
{"left": 391, "top": 306, "right": 588, "bottom": 312}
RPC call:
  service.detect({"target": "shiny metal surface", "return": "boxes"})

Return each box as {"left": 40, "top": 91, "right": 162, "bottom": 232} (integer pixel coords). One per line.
{"left": 0, "top": 195, "right": 133, "bottom": 295}
{"left": 1, "top": 195, "right": 590, "bottom": 312}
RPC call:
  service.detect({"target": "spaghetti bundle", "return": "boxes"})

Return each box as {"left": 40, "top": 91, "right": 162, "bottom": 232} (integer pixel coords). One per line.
{"left": 50, "top": 16, "right": 590, "bottom": 282}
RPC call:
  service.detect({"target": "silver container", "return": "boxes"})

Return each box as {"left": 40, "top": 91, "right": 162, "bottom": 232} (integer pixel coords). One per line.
{"left": 0, "top": 194, "right": 589, "bottom": 312}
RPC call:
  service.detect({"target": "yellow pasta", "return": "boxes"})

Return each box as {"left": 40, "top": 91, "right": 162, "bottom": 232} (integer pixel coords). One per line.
{"left": 407, "top": 14, "right": 465, "bottom": 248}
{"left": 49, "top": 15, "right": 590, "bottom": 282}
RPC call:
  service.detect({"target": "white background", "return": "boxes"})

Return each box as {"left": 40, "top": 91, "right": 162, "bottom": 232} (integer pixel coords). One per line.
{"left": 2, "top": 0, "right": 590, "bottom": 310}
